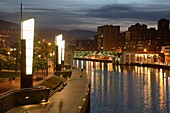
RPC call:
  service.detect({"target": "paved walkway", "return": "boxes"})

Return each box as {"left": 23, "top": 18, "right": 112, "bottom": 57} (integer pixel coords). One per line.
{"left": 5, "top": 68, "right": 88, "bottom": 113}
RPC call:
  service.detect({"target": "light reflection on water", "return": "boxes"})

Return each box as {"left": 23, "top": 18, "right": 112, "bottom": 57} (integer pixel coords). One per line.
{"left": 74, "top": 60, "right": 170, "bottom": 113}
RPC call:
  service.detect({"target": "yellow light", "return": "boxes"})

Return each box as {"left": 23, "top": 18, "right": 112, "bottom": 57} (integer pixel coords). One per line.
{"left": 42, "top": 99, "right": 46, "bottom": 102}
{"left": 49, "top": 53, "right": 53, "bottom": 56}
{"left": 25, "top": 96, "right": 29, "bottom": 99}
{"left": 144, "top": 48, "right": 147, "bottom": 52}
{"left": 48, "top": 42, "right": 51, "bottom": 46}
{"left": 22, "top": 18, "right": 35, "bottom": 75}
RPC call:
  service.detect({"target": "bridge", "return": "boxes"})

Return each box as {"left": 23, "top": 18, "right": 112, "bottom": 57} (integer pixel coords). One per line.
{"left": 74, "top": 51, "right": 121, "bottom": 63}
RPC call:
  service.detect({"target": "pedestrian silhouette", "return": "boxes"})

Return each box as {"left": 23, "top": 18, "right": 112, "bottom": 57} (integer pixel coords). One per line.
{"left": 80, "top": 74, "right": 82, "bottom": 78}
{"left": 58, "top": 99, "right": 63, "bottom": 113}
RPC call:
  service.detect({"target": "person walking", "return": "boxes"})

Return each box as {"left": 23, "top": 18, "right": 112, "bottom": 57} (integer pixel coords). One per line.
{"left": 80, "top": 74, "right": 82, "bottom": 78}
{"left": 58, "top": 99, "right": 63, "bottom": 113}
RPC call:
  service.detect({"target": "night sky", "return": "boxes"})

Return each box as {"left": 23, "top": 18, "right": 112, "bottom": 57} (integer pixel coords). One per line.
{"left": 0, "top": 0, "right": 170, "bottom": 31}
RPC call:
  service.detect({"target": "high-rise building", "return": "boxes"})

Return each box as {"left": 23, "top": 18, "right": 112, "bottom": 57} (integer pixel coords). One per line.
{"left": 128, "top": 23, "right": 148, "bottom": 51}
{"left": 96, "top": 25, "right": 120, "bottom": 51}
{"left": 157, "top": 19, "right": 170, "bottom": 46}
{"left": 121, "top": 19, "right": 170, "bottom": 52}
{"left": 120, "top": 31, "right": 130, "bottom": 51}
{"left": 158, "top": 19, "right": 169, "bottom": 31}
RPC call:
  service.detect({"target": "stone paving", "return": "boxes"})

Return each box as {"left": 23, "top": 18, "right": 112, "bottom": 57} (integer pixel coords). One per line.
{"left": 5, "top": 68, "right": 88, "bottom": 113}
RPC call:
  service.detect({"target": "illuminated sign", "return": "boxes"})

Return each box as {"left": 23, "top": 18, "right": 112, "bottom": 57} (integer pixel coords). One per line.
{"left": 22, "top": 18, "right": 35, "bottom": 75}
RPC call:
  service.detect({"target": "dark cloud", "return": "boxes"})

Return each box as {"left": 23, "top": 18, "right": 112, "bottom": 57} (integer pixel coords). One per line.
{"left": 23, "top": 8, "right": 60, "bottom": 12}
{"left": 23, "top": 8, "right": 93, "bottom": 30}
{"left": 83, "top": 4, "right": 170, "bottom": 22}
{"left": 1, "top": 3, "right": 170, "bottom": 31}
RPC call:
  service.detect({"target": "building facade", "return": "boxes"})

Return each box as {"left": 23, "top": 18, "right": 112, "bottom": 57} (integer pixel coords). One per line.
{"left": 96, "top": 25, "right": 120, "bottom": 51}
{"left": 121, "top": 19, "right": 170, "bottom": 53}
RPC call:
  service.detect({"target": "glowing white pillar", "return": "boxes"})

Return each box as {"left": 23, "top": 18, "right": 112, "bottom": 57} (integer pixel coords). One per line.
{"left": 61, "top": 40, "right": 65, "bottom": 62}
{"left": 22, "top": 18, "right": 35, "bottom": 75}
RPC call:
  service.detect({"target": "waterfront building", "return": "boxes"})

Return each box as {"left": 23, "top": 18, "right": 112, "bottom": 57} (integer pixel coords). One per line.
{"left": 157, "top": 19, "right": 170, "bottom": 46}
{"left": 158, "top": 18, "right": 169, "bottom": 31}
{"left": 121, "top": 18, "right": 170, "bottom": 53}
{"left": 128, "top": 23, "right": 148, "bottom": 52}
{"left": 96, "top": 25, "right": 120, "bottom": 51}
{"left": 161, "top": 46, "right": 170, "bottom": 63}
{"left": 120, "top": 31, "right": 131, "bottom": 52}
{"left": 120, "top": 52, "right": 159, "bottom": 64}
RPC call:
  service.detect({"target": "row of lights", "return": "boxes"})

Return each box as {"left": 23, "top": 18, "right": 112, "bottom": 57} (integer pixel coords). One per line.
{"left": 78, "top": 86, "right": 90, "bottom": 111}
{"left": 25, "top": 96, "right": 46, "bottom": 102}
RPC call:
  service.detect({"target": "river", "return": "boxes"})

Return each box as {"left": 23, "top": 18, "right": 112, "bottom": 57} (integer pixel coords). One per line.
{"left": 73, "top": 60, "right": 170, "bottom": 113}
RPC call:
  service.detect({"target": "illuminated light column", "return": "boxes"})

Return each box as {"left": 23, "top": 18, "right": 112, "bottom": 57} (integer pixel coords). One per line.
{"left": 55, "top": 34, "right": 63, "bottom": 71}
{"left": 61, "top": 40, "right": 65, "bottom": 65}
{"left": 21, "top": 18, "right": 35, "bottom": 88}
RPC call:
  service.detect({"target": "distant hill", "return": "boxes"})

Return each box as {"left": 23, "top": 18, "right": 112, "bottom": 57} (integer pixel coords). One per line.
{"left": 0, "top": 19, "right": 96, "bottom": 38}
{"left": 0, "top": 19, "right": 19, "bottom": 29}
{"left": 66, "top": 29, "right": 96, "bottom": 38}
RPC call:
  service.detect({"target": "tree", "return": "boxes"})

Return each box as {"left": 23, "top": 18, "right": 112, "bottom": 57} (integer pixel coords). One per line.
{"left": 33, "top": 36, "right": 55, "bottom": 77}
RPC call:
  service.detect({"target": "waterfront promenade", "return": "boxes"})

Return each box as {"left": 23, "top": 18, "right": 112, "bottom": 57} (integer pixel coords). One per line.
{"left": 5, "top": 68, "right": 89, "bottom": 113}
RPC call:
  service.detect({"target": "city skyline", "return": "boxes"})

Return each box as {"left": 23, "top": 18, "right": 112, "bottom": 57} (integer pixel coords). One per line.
{"left": 0, "top": 0, "right": 170, "bottom": 31}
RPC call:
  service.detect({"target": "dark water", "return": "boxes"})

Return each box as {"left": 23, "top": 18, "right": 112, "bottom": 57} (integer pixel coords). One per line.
{"left": 73, "top": 60, "right": 170, "bottom": 113}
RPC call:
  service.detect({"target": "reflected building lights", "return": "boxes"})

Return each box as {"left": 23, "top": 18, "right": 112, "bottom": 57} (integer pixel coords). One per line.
{"left": 159, "top": 69, "right": 164, "bottom": 110}
{"left": 81, "top": 60, "right": 83, "bottom": 69}
{"left": 117, "top": 65, "right": 121, "bottom": 72}
{"left": 74, "top": 60, "right": 170, "bottom": 112}
{"left": 96, "top": 69, "right": 99, "bottom": 95}
{"left": 107, "top": 71, "right": 111, "bottom": 99}
{"left": 107, "top": 63, "right": 112, "bottom": 71}
{"left": 95, "top": 62, "right": 98, "bottom": 70}
{"left": 101, "top": 62, "right": 104, "bottom": 70}
{"left": 91, "top": 61, "right": 93, "bottom": 70}
{"left": 86, "top": 61, "right": 89, "bottom": 70}
{"left": 101, "top": 70, "right": 104, "bottom": 101}
{"left": 91, "top": 69, "right": 94, "bottom": 93}
{"left": 97, "top": 62, "right": 100, "bottom": 70}
{"left": 76, "top": 60, "right": 79, "bottom": 68}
